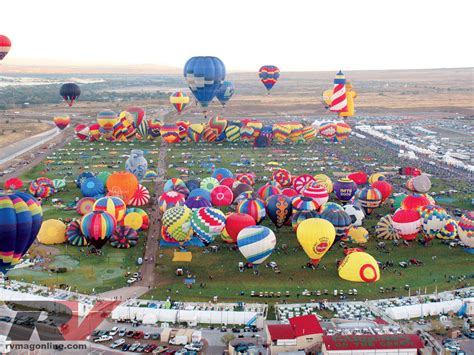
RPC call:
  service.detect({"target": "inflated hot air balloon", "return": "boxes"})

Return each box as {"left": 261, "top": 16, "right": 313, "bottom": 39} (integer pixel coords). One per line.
{"left": 347, "top": 171, "right": 368, "bottom": 186}
{"left": 258, "top": 184, "right": 281, "bottom": 200}
{"left": 93, "top": 196, "right": 126, "bottom": 223}
{"left": 292, "top": 196, "right": 319, "bottom": 214}
{"left": 330, "top": 71, "right": 348, "bottom": 114}
{"left": 0, "top": 35, "right": 11, "bottom": 61}
{"left": 437, "top": 219, "right": 458, "bottom": 240}
{"left": 74, "top": 124, "right": 90, "bottom": 140}
{"left": 343, "top": 204, "right": 365, "bottom": 227}
{"left": 97, "top": 110, "right": 118, "bottom": 132}
{"left": 208, "top": 116, "right": 228, "bottom": 136}
{"left": 338, "top": 251, "right": 380, "bottom": 283}
{"left": 60, "top": 83, "right": 81, "bottom": 107}
{"left": 302, "top": 183, "right": 329, "bottom": 206}
{"left": 319, "top": 202, "right": 343, "bottom": 214}
{"left": 319, "top": 123, "right": 337, "bottom": 141}
{"left": 128, "top": 184, "right": 150, "bottom": 207}
{"left": 76, "top": 197, "right": 96, "bottom": 216}
{"left": 392, "top": 209, "right": 421, "bottom": 241}
{"left": 187, "top": 123, "right": 204, "bottom": 143}
{"left": 371, "top": 180, "right": 392, "bottom": 203}
{"left": 66, "top": 220, "right": 88, "bottom": 246}
{"left": 297, "top": 218, "right": 335, "bottom": 265}
{"left": 80, "top": 211, "right": 117, "bottom": 249}
{"left": 320, "top": 209, "right": 353, "bottom": 241}
{"left": 37, "top": 219, "right": 67, "bottom": 245}
{"left": 216, "top": 81, "right": 234, "bottom": 106}
{"left": 161, "top": 124, "right": 180, "bottom": 143}
{"left": 272, "top": 169, "right": 292, "bottom": 187}
{"left": 184, "top": 56, "right": 226, "bottom": 111}
{"left": 158, "top": 191, "right": 186, "bottom": 213}
{"left": 4, "top": 178, "right": 23, "bottom": 190}
{"left": 292, "top": 210, "right": 318, "bottom": 232}
{"left": 400, "top": 194, "right": 430, "bottom": 211}
{"left": 225, "top": 125, "right": 240, "bottom": 142}
{"left": 222, "top": 213, "right": 256, "bottom": 244}
{"left": 293, "top": 174, "right": 316, "bottom": 194}
{"left": 347, "top": 226, "right": 369, "bottom": 244}
{"left": 106, "top": 172, "right": 138, "bottom": 204}
{"left": 355, "top": 186, "right": 382, "bottom": 215}
{"left": 88, "top": 123, "right": 101, "bottom": 141}
{"left": 80, "top": 177, "right": 104, "bottom": 197}
{"left": 0, "top": 192, "right": 42, "bottom": 274}
{"left": 334, "top": 178, "right": 357, "bottom": 203}
{"left": 124, "top": 208, "right": 149, "bottom": 231}
{"left": 258, "top": 65, "right": 280, "bottom": 94}
{"left": 375, "top": 214, "right": 398, "bottom": 240}
{"left": 399, "top": 166, "right": 422, "bottom": 176}
{"left": 176, "top": 120, "right": 190, "bottom": 141}
{"left": 335, "top": 122, "right": 352, "bottom": 142}
{"left": 29, "top": 177, "right": 55, "bottom": 199}
{"left": 210, "top": 185, "right": 233, "bottom": 206}
{"left": 236, "top": 173, "right": 255, "bottom": 186}
{"left": 185, "top": 196, "right": 212, "bottom": 210}
{"left": 53, "top": 116, "right": 71, "bottom": 130}
{"left": 266, "top": 194, "right": 292, "bottom": 229}
{"left": 109, "top": 226, "right": 139, "bottom": 248}
{"left": 170, "top": 91, "right": 190, "bottom": 114}
{"left": 237, "top": 198, "right": 266, "bottom": 224}
{"left": 164, "top": 178, "right": 190, "bottom": 196}
{"left": 314, "top": 174, "right": 333, "bottom": 193}
{"left": 212, "top": 168, "right": 233, "bottom": 181}
{"left": 190, "top": 207, "right": 225, "bottom": 245}
{"left": 458, "top": 212, "right": 474, "bottom": 250}
{"left": 162, "top": 206, "right": 193, "bottom": 243}
{"left": 368, "top": 173, "right": 386, "bottom": 184}
{"left": 406, "top": 174, "right": 432, "bottom": 193}
{"left": 201, "top": 177, "right": 220, "bottom": 192}
{"left": 237, "top": 226, "right": 276, "bottom": 265}
{"left": 418, "top": 205, "right": 450, "bottom": 241}
{"left": 148, "top": 118, "right": 162, "bottom": 138}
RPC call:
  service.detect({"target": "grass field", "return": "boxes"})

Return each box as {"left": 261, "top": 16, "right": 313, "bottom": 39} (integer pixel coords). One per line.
{"left": 6, "top": 135, "right": 473, "bottom": 301}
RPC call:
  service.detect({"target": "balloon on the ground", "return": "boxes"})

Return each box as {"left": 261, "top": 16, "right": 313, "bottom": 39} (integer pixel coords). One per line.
{"left": 190, "top": 207, "right": 225, "bottom": 245}
{"left": 163, "top": 206, "right": 193, "bottom": 243}
{"left": 66, "top": 220, "right": 88, "bottom": 246}
{"left": 29, "top": 177, "right": 55, "bottom": 199}
{"left": 201, "top": 177, "right": 220, "bottom": 192}
{"left": 437, "top": 219, "right": 458, "bottom": 240}
{"left": 330, "top": 71, "right": 348, "bottom": 113}
{"left": 303, "top": 183, "right": 329, "bottom": 206}
{"left": 80, "top": 211, "right": 116, "bottom": 249}
{"left": 185, "top": 196, "right": 212, "bottom": 210}
{"left": 128, "top": 184, "right": 150, "bottom": 207}
{"left": 338, "top": 251, "right": 380, "bottom": 283}
{"left": 266, "top": 194, "right": 292, "bottom": 229}
{"left": 237, "top": 198, "right": 266, "bottom": 224}
{"left": 4, "top": 178, "right": 23, "bottom": 190}
{"left": 212, "top": 168, "right": 233, "bottom": 181}
{"left": 106, "top": 172, "right": 138, "bottom": 204}
{"left": 124, "top": 208, "right": 149, "bottom": 231}
{"left": 314, "top": 174, "right": 333, "bottom": 193}
{"left": 320, "top": 209, "right": 353, "bottom": 241}
{"left": 400, "top": 194, "right": 430, "bottom": 211}
{"left": 343, "top": 204, "right": 365, "bottom": 227}
{"left": 458, "top": 212, "right": 474, "bottom": 248}
{"left": 0, "top": 192, "right": 42, "bottom": 274}
{"left": 371, "top": 180, "right": 392, "bottom": 203}
{"left": 368, "top": 173, "right": 386, "bottom": 184}
{"left": 293, "top": 174, "right": 315, "bottom": 194}
{"left": 258, "top": 184, "right": 281, "bottom": 200}
{"left": 292, "top": 210, "right": 318, "bottom": 232}
{"left": 210, "top": 185, "right": 233, "bottom": 206}
{"left": 237, "top": 226, "right": 276, "bottom": 265}
{"left": 110, "top": 226, "right": 139, "bottom": 248}
{"left": 297, "top": 218, "right": 335, "bottom": 265}
{"left": 80, "top": 177, "right": 105, "bottom": 197}
{"left": 93, "top": 196, "right": 126, "bottom": 223}
{"left": 347, "top": 227, "right": 369, "bottom": 244}
{"left": 375, "top": 214, "right": 398, "bottom": 240}
{"left": 222, "top": 213, "right": 256, "bottom": 244}
{"left": 272, "top": 169, "right": 292, "bottom": 187}
{"left": 392, "top": 209, "right": 421, "bottom": 241}
{"left": 74, "top": 124, "right": 90, "bottom": 140}
{"left": 292, "top": 196, "right": 319, "bottom": 213}
{"left": 125, "top": 150, "right": 148, "bottom": 182}
{"left": 76, "top": 197, "right": 96, "bottom": 215}
{"left": 355, "top": 186, "right": 382, "bottom": 215}
{"left": 334, "top": 178, "right": 357, "bottom": 202}
{"left": 37, "top": 219, "right": 66, "bottom": 245}
{"left": 97, "top": 110, "right": 118, "bottom": 131}
{"left": 347, "top": 171, "right": 368, "bottom": 185}
{"left": 418, "top": 205, "right": 450, "bottom": 241}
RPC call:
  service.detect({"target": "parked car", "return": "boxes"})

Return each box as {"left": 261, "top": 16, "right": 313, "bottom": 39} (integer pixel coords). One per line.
{"left": 136, "top": 345, "right": 146, "bottom": 352}
{"left": 0, "top": 316, "right": 12, "bottom": 323}
{"left": 220, "top": 326, "right": 227, "bottom": 332}
{"left": 94, "top": 335, "right": 113, "bottom": 343}
{"left": 118, "top": 327, "right": 127, "bottom": 337}
{"left": 110, "top": 338, "right": 125, "bottom": 349}
{"left": 232, "top": 327, "right": 241, "bottom": 333}
{"left": 109, "top": 326, "right": 119, "bottom": 336}
{"left": 151, "top": 333, "right": 160, "bottom": 340}
{"left": 144, "top": 332, "right": 151, "bottom": 339}
{"left": 185, "top": 343, "right": 203, "bottom": 352}
{"left": 133, "top": 330, "right": 144, "bottom": 339}
{"left": 126, "top": 330, "right": 135, "bottom": 338}
{"left": 121, "top": 343, "right": 131, "bottom": 352}
{"left": 152, "top": 346, "right": 169, "bottom": 354}
{"left": 129, "top": 343, "right": 141, "bottom": 352}
{"left": 144, "top": 344, "right": 157, "bottom": 353}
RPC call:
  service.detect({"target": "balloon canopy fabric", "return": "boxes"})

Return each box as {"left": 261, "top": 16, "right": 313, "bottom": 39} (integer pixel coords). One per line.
{"left": 355, "top": 186, "right": 382, "bottom": 215}
{"left": 4, "top": 178, "right": 23, "bottom": 190}
{"left": 60, "top": 83, "right": 81, "bottom": 107}
{"left": 124, "top": 208, "right": 149, "bottom": 231}
{"left": 375, "top": 214, "right": 398, "bottom": 240}
{"left": 343, "top": 204, "right": 365, "bottom": 227}
{"left": 297, "top": 218, "right": 335, "bottom": 265}
{"left": 66, "top": 220, "right": 88, "bottom": 246}
{"left": 338, "top": 251, "right": 380, "bottom": 283}
{"left": 392, "top": 209, "right": 422, "bottom": 241}
{"left": 184, "top": 56, "right": 226, "bottom": 108}
{"left": 170, "top": 91, "right": 190, "bottom": 114}
{"left": 237, "top": 198, "right": 266, "bottom": 224}
{"left": 216, "top": 81, "right": 235, "bottom": 106}
{"left": 0, "top": 192, "right": 42, "bottom": 274}
{"left": 334, "top": 178, "right": 357, "bottom": 202}
{"left": 128, "top": 184, "right": 150, "bottom": 207}
{"left": 458, "top": 212, "right": 474, "bottom": 249}
{"left": 76, "top": 197, "right": 96, "bottom": 215}
{"left": 106, "top": 172, "right": 138, "bottom": 204}
{"left": 80, "top": 211, "right": 117, "bottom": 249}
{"left": 222, "top": 213, "right": 256, "bottom": 244}
{"left": 237, "top": 226, "right": 276, "bottom": 265}
{"left": 259, "top": 65, "right": 280, "bottom": 92}
{"left": 163, "top": 206, "right": 193, "bottom": 243}
{"left": 93, "top": 196, "right": 126, "bottom": 223}
{"left": 191, "top": 207, "right": 226, "bottom": 245}
{"left": 80, "top": 177, "right": 104, "bottom": 197}
{"left": 53, "top": 116, "right": 71, "bottom": 130}
{"left": 158, "top": 191, "right": 186, "bottom": 213}
{"left": 330, "top": 71, "right": 348, "bottom": 113}
{"left": 37, "top": 219, "right": 67, "bottom": 245}
{"left": 0, "top": 35, "right": 12, "bottom": 61}
{"left": 266, "top": 194, "right": 292, "bottom": 229}
{"left": 320, "top": 209, "right": 353, "bottom": 241}
{"left": 185, "top": 196, "right": 212, "bottom": 210}
{"left": 110, "top": 226, "right": 139, "bottom": 248}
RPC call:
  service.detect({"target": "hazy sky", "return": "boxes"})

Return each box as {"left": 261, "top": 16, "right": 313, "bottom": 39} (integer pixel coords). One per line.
{"left": 2, "top": 0, "right": 473, "bottom": 71}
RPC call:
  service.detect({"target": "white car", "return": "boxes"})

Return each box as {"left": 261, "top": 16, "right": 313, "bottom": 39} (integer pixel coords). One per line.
{"left": 118, "top": 328, "right": 127, "bottom": 337}
{"left": 127, "top": 278, "right": 137, "bottom": 285}
{"left": 110, "top": 338, "right": 125, "bottom": 349}
{"left": 109, "top": 327, "right": 119, "bottom": 336}
{"left": 185, "top": 343, "right": 203, "bottom": 352}
{"left": 94, "top": 335, "right": 113, "bottom": 343}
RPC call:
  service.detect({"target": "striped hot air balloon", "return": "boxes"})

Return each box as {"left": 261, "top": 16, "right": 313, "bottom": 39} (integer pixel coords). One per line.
{"left": 170, "top": 91, "right": 190, "bottom": 114}
{"left": 330, "top": 71, "right": 348, "bottom": 113}
{"left": 237, "top": 226, "right": 276, "bottom": 265}
{"left": 191, "top": 207, "right": 226, "bottom": 245}
{"left": 80, "top": 211, "right": 117, "bottom": 249}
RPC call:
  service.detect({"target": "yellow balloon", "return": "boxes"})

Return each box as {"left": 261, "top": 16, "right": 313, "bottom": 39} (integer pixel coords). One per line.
{"left": 297, "top": 218, "right": 335, "bottom": 265}
{"left": 368, "top": 173, "right": 385, "bottom": 185}
{"left": 124, "top": 212, "right": 143, "bottom": 230}
{"left": 322, "top": 89, "right": 333, "bottom": 106}
{"left": 347, "top": 227, "right": 369, "bottom": 244}
{"left": 339, "top": 83, "right": 357, "bottom": 117}
{"left": 314, "top": 174, "right": 333, "bottom": 193}
{"left": 338, "top": 252, "right": 380, "bottom": 282}
{"left": 189, "top": 123, "right": 204, "bottom": 134}
{"left": 37, "top": 219, "right": 67, "bottom": 245}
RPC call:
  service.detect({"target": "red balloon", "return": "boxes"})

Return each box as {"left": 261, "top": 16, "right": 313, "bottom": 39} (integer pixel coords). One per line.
{"left": 210, "top": 185, "right": 233, "bottom": 206}
{"left": 220, "top": 178, "right": 236, "bottom": 189}
{"left": 224, "top": 213, "right": 256, "bottom": 243}
{"left": 401, "top": 195, "right": 430, "bottom": 211}
{"left": 282, "top": 188, "right": 298, "bottom": 198}
{"left": 348, "top": 171, "right": 368, "bottom": 185}
{"left": 371, "top": 181, "right": 392, "bottom": 203}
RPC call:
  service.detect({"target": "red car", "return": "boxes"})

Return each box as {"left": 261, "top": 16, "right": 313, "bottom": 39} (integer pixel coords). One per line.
{"left": 144, "top": 344, "right": 157, "bottom": 353}
{"left": 133, "top": 330, "right": 144, "bottom": 339}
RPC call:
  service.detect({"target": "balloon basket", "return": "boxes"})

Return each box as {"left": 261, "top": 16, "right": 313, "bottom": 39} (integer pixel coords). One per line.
{"left": 172, "top": 251, "right": 192, "bottom": 262}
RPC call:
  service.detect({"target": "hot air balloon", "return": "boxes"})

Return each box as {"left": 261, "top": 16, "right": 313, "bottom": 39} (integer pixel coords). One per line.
{"left": 266, "top": 194, "right": 292, "bottom": 229}
{"left": 330, "top": 71, "right": 348, "bottom": 114}
{"left": 458, "top": 212, "right": 474, "bottom": 250}
{"left": 164, "top": 178, "right": 190, "bottom": 196}
{"left": 184, "top": 56, "right": 226, "bottom": 112}
{"left": 80, "top": 211, "right": 117, "bottom": 249}
{"left": 406, "top": 174, "right": 432, "bottom": 193}
{"left": 347, "top": 171, "right": 368, "bottom": 186}
{"left": 93, "top": 196, "right": 126, "bottom": 223}
{"left": 60, "top": 83, "right": 81, "bottom": 107}
{"left": 335, "top": 122, "right": 352, "bottom": 142}
{"left": 375, "top": 214, "right": 398, "bottom": 240}
{"left": 314, "top": 174, "right": 333, "bottom": 193}
{"left": 53, "top": 116, "right": 71, "bottom": 130}
{"left": 401, "top": 194, "right": 430, "bottom": 211}
{"left": 236, "top": 173, "right": 255, "bottom": 186}
{"left": 368, "top": 173, "right": 386, "bottom": 184}
{"left": 216, "top": 81, "right": 235, "bottom": 106}
{"left": 29, "top": 177, "right": 55, "bottom": 199}
{"left": 185, "top": 196, "right": 212, "bottom": 210}
{"left": 334, "top": 178, "right": 357, "bottom": 203}
{"left": 158, "top": 191, "right": 186, "bottom": 213}
{"left": 128, "top": 184, "right": 150, "bottom": 207}
{"left": 201, "top": 177, "right": 220, "bottom": 192}
{"left": 347, "top": 227, "right": 369, "bottom": 244}
{"left": 291, "top": 210, "right": 318, "bottom": 232}
{"left": 97, "top": 110, "right": 118, "bottom": 132}
{"left": 320, "top": 209, "right": 353, "bottom": 241}
{"left": 258, "top": 184, "right": 282, "bottom": 200}
{"left": 302, "top": 183, "right": 329, "bottom": 206}
{"left": 237, "top": 226, "right": 276, "bottom": 265}
{"left": 4, "top": 178, "right": 23, "bottom": 190}
{"left": 76, "top": 197, "right": 96, "bottom": 216}
{"left": 210, "top": 185, "right": 233, "bottom": 206}
{"left": 392, "top": 209, "right": 421, "bottom": 241}
{"left": 162, "top": 206, "right": 193, "bottom": 243}
{"left": 319, "top": 123, "right": 337, "bottom": 141}
{"left": 187, "top": 123, "right": 204, "bottom": 143}
{"left": 170, "top": 91, "right": 190, "bottom": 114}
{"left": 66, "top": 220, "right": 88, "bottom": 246}
{"left": 109, "top": 226, "right": 139, "bottom": 248}
{"left": 293, "top": 174, "right": 316, "bottom": 194}
{"left": 272, "top": 169, "right": 292, "bottom": 187}
{"left": 437, "top": 219, "right": 458, "bottom": 240}
{"left": 37, "top": 219, "right": 67, "bottom": 245}
{"left": 355, "top": 186, "right": 382, "bottom": 215}
{"left": 190, "top": 207, "right": 225, "bottom": 245}
{"left": 237, "top": 198, "right": 266, "bottom": 224}
{"left": 80, "top": 177, "right": 104, "bottom": 197}
{"left": 338, "top": 251, "right": 380, "bottom": 283}
{"left": 124, "top": 208, "right": 149, "bottom": 231}
{"left": 106, "top": 172, "right": 138, "bottom": 204}
{"left": 320, "top": 202, "right": 344, "bottom": 214}
{"left": 161, "top": 124, "right": 180, "bottom": 143}
{"left": 0, "top": 35, "right": 11, "bottom": 61}
{"left": 212, "top": 168, "right": 233, "bottom": 181}
{"left": 297, "top": 218, "right": 335, "bottom": 265}
{"left": 371, "top": 180, "right": 392, "bottom": 203}
{"left": 0, "top": 192, "right": 42, "bottom": 274}
{"left": 221, "top": 213, "right": 256, "bottom": 244}
{"left": 292, "top": 196, "right": 319, "bottom": 214}
{"left": 258, "top": 65, "right": 280, "bottom": 94}
{"left": 225, "top": 125, "right": 240, "bottom": 142}
{"left": 418, "top": 205, "right": 450, "bottom": 242}
{"left": 147, "top": 118, "right": 162, "bottom": 138}
{"left": 74, "top": 124, "right": 90, "bottom": 140}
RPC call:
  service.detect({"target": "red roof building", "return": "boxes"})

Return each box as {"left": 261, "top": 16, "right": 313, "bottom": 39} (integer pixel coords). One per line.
{"left": 290, "top": 314, "right": 324, "bottom": 337}
{"left": 322, "top": 334, "right": 424, "bottom": 354}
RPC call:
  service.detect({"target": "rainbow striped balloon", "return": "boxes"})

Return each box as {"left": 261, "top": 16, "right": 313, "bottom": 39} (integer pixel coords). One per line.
{"left": 170, "top": 91, "right": 190, "bottom": 114}
{"left": 93, "top": 196, "right": 126, "bottom": 223}
{"left": 237, "top": 226, "right": 276, "bottom": 265}
{"left": 80, "top": 211, "right": 116, "bottom": 249}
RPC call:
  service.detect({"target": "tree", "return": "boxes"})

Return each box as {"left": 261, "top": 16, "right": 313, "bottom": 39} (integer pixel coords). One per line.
{"left": 221, "top": 333, "right": 235, "bottom": 346}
